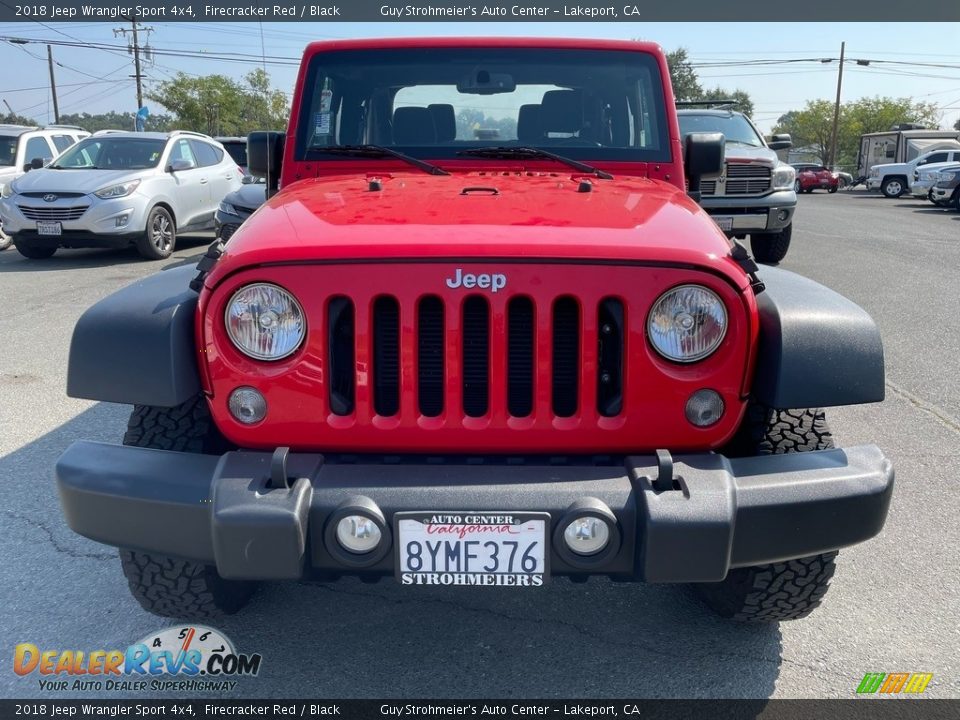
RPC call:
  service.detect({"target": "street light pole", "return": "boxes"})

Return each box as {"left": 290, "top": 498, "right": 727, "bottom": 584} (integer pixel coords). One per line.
{"left": 47, "top": 45, "right": 60, "bottom": 124}
{"left": 828, "top": 41, "right": 845, "bottom": 169}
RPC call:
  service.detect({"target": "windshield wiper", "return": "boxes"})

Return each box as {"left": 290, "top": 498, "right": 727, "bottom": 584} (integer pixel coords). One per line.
{"left": 311, "top": 145, "right": 449, "bottom": 176}
{"left": 457, "top": 147, "right": 613, "bottom": 180}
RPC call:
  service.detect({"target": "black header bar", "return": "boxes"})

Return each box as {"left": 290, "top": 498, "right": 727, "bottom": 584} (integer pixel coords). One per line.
{"left": 1, "top": 0, "right": 958, "bottom": 22}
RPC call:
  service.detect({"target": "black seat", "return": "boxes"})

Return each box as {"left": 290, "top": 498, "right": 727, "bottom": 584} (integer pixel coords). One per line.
{"left": 393, "top": 107, "right": 437, "bottom": 145}
{"left": 540, "top": 90, "right": 586, "bottom": 139}
{"left": 428, "top": 104, "right": 457, "bottom": 143}
{"left": 517, "top": 104, "right": 544, "bottom": 144}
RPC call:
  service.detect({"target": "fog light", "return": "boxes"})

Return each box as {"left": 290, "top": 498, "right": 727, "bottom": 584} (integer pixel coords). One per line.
{"left": 685, "top": 389, "right": 724, "bottom": 427}
{"left": 777, "top": 210, "right": 789, "bottom": 222}
{"left": 228, "top": 387, "right": 267, "bottom": 424}
{"left": 115, "top": 213, "right": 131, "bottom": 228}
{"left": 562, "top": 516, "right": 610, "bottom": 556}
{"left": 336, "top": 515, "right": 382, "bottom": 554}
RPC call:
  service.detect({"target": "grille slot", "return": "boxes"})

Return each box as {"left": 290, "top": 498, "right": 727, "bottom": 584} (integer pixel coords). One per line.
{"left": 462, "top": 296, "right": 489, "bottom": 417}
{"left": 507, "top": 296, "right": 534, "bottom": 417}
{"left": 417, "top": 296, "right": 444, "bottom": 417}
{"left": 372, "top": 296, "right": 400, "bottom": 417}
{"left": 724, "top": 164, "right": 772, "bottom": 195}
{"left": 597, "top": 298, "right": 625, "bottom": 417}
{"left": 327, "top": 297, "right": 355, "bottom": 416}
{"left": 552, "top": 297, "right": 580, "bottom": 417}
{"left": 17, "top": 205, "right": 88, "bottom": 221}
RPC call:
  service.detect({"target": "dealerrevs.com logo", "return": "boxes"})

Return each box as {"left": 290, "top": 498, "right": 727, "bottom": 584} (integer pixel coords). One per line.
{"left": 13, "top": 626, "right": 262, "bottom": 693}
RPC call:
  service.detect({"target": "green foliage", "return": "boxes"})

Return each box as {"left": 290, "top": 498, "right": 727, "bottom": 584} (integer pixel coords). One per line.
{"left": 665, "top": 47, "right": 754, "bottom": 118}
{"left": 0, "top": 111, "right": 38, "bottom": 126}
{"left": 954, "top": 117, "right": 960, "bottom": 132}
{"left": 147, "top": 70, "right": 289, "bottom": 136}
{"left": 455, "top": 108, "right": 517, "bottom": 140}
{"left": 56, "top": 111, "right": 175, "bottom": 133}
{"left": 774, "top": 96, "right": 943, "bottom": 169}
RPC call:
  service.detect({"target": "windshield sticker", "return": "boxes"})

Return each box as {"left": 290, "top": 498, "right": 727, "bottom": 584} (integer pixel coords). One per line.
{"left": 315, "top": 112, "right": 332, "bottom": 136}
{"left": 319, "top": 89, "right": 333, "bottom": 113}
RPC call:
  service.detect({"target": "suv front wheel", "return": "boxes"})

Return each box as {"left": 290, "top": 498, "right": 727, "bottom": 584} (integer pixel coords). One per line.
{"left": 749, "top": 224, "right": 792, "bottom": 265}
{"left": 137, "top": 206, "right": 176, "bottom": 260}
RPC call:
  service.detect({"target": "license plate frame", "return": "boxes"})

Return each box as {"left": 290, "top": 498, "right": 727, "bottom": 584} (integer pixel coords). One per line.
{"left": 714, "top": 216, "right": 734, "bottom": 232}
{"left": 394, "top": 511, "right": 550, "bottom": 587}
{"left": 36, "top": 221, "right": 62, "bottom": 236}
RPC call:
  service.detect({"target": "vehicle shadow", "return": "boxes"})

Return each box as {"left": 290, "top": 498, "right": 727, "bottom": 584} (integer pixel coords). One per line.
{"left": 0, "top": 233, "right": 214, "bottom": 273}
{"left": 0, "top": 403, "right": 783, "bottom": 701}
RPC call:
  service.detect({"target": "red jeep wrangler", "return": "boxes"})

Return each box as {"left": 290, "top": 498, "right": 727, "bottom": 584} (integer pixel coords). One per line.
{"left": 57, "top": 38, "right": 893, "bottom": 622}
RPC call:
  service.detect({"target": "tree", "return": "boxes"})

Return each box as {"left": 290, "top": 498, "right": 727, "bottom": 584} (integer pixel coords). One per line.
{"left": 0, "top": 111, "right": 38, "bottom": 126}
{"left": 147, "top": 71, "right": 289, "bottom": 136}
{"left": 56, "top": 111, "right": 175, "bottom": 134}
{"left": 954, "top": 117, "right": 960, "bottom": 131}
{"left": 775, "top": 96, "right": 942, "bottom": 170}
{"left": 665, "top": 48, "right": 702, "bottom": 102}
{"left": 665, "top": 47, "right": 754, "bottom": 117}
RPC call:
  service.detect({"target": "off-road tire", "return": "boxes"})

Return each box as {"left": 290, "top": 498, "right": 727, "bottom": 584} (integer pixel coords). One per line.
{"left": 14, "top": 240, "right": 56, "bottom": 259}
{"left": 695, "top": 406, "right": 839, "bottom": 622}
{"left": 750, "top": 224, "right": 792, "bottom": 265}
{"left": 120, "top": 396, "right": 254, "bottom": 618}
{"left": 881, "top": 176, "right": 906, "bottom": 198}
{"left": 136, "top": 205, "right": 176, "bottom": 260}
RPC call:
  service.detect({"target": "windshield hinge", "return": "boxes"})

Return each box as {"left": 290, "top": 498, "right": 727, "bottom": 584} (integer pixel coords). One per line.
{"left": 189, "top": 239, "right": 226, "bottom": 293}
{"left": 730, "top": 240, "right": 765, "bottom": 295}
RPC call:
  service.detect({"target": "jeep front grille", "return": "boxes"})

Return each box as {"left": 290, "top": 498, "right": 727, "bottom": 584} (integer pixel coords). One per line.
{"left": 18, "top": 204, "right": 89, "bottom": 221}
{"left": 327, "top": 294, "right": 626, "bottom": 422}
{"left": 700, "top": 163, "right": 772, "bottom": 197}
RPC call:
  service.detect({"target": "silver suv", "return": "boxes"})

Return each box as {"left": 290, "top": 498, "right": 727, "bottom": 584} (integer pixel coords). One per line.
{"left": 677, "top": 108, "right": 796, "bottom": 264}
{"left": 0, "top": 130, "right": 242, "bottom": 260}
{"left": 0, "top": 124, "right": 90, "bottom": 249}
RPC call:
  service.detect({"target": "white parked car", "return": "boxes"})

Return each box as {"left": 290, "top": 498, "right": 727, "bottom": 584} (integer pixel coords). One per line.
{"left": 910, "top": 160, "right": 960, "bottom": 204}
{"left": 0, "top": 124, "right": 90, "bottom": 249}
{"left": 867, "top": 147, "right": 960, "bottom": 198}
{"left": 0, "top": 130, "right": 243, "bottom": 260}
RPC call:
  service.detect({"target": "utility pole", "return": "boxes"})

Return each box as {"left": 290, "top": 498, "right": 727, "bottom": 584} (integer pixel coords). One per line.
{"left": 828, "top": 41, "right": 845, "bottom": 170}
{"left": 46, "top": 44, "right": 60, "bottom": 124}
{"left": 114, "top": 17, "right": 153, "bottom": 111}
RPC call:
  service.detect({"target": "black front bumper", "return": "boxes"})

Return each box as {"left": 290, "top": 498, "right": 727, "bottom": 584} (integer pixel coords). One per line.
{"left": 56, "top": 442, "right": 893, "bottom": 583}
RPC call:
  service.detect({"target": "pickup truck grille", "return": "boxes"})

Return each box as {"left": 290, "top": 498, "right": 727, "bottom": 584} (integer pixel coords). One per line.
{"left": 700, "top": 163, "right": 772, "bottom": 196}
{"left": 334, "top": 293, "right": 625, "bottom": 421}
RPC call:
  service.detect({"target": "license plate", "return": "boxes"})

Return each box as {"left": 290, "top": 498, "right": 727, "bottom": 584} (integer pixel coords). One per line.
{"left": 36, "top": 221, "right": 61, "bottom": 236}
{"left": 395, "top": 511, "right": 549, "bottom": 587}
{"left": 714, "top": 216, "right": 734, "bottom": 232}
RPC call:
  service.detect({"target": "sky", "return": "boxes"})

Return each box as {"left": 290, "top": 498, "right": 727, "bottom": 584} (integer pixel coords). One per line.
{"left": 1, "top": 21, "right": 958, "bottom": 134}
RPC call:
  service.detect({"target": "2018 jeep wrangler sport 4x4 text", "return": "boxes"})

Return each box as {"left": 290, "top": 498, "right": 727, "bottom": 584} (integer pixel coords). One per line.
{"left": 56, "top": 38, "right": 894, "bottom": 622}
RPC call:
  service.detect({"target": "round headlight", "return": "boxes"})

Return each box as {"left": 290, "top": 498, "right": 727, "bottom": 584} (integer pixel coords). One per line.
{"left": 225, "top": 283, "right": 305, "bottom": 361}
{"left": 647, "top": 285, "right": 727, "bottom": 363}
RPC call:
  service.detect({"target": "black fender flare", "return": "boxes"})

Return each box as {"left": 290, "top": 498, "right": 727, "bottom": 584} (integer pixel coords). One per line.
{"left": 67, "top": 265, "right": 201, "bottom": 407}
{"left": 751, "top": 266, "right": 885, "bottom": 409}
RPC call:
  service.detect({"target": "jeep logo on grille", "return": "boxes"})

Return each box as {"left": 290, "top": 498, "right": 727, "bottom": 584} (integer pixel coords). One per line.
{"left": 445, "top": 268, "right": 507, "bottom": 293}
{"left": 42, "top": 194, "right": 57, "bottom": 202}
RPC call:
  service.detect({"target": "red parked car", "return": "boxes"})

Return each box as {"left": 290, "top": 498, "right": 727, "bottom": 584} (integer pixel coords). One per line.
{"left": 56, "top": 37, "right": 893, "bottom": 623}
{"left": 792, "top": 163, "right": 840, "bottom": 193}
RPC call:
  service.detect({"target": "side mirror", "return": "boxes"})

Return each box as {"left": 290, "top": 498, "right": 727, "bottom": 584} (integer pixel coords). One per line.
{"left": 768, "top": 133, "right": 792, "bottom": 150}
{"left": 24, "top": 157, "right": 44, "bottom": 172}
{"left": 684, "top": 132, "right": 725, "bottom": 203}
{"left": 167, "top": 159, "right": 194, "bottom": 173}
{"left": 248, "top": 131, "right": 285, "bottom": 198}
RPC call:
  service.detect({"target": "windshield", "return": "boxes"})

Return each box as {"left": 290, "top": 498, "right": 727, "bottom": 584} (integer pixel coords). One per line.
{"left": 0, "top": 136, "right": 17, "bottom": 167}
{"left": 296, "top": 47, "right": 670, "bottom": 163}
{"left": 51, "top": 137, "right": 166, "bottom": 170}
{"left": 677, "top": 113, "right": 765, "bottom": 147}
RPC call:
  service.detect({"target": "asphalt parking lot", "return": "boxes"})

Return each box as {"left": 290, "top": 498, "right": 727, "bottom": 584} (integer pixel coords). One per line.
{"left": 1, "top": 191, "right": 958, "bottom": 700}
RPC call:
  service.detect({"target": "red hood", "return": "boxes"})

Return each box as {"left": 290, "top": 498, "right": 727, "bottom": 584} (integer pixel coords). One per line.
{"left": 205, "top": 171, "right": 747, "bottom": 290}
